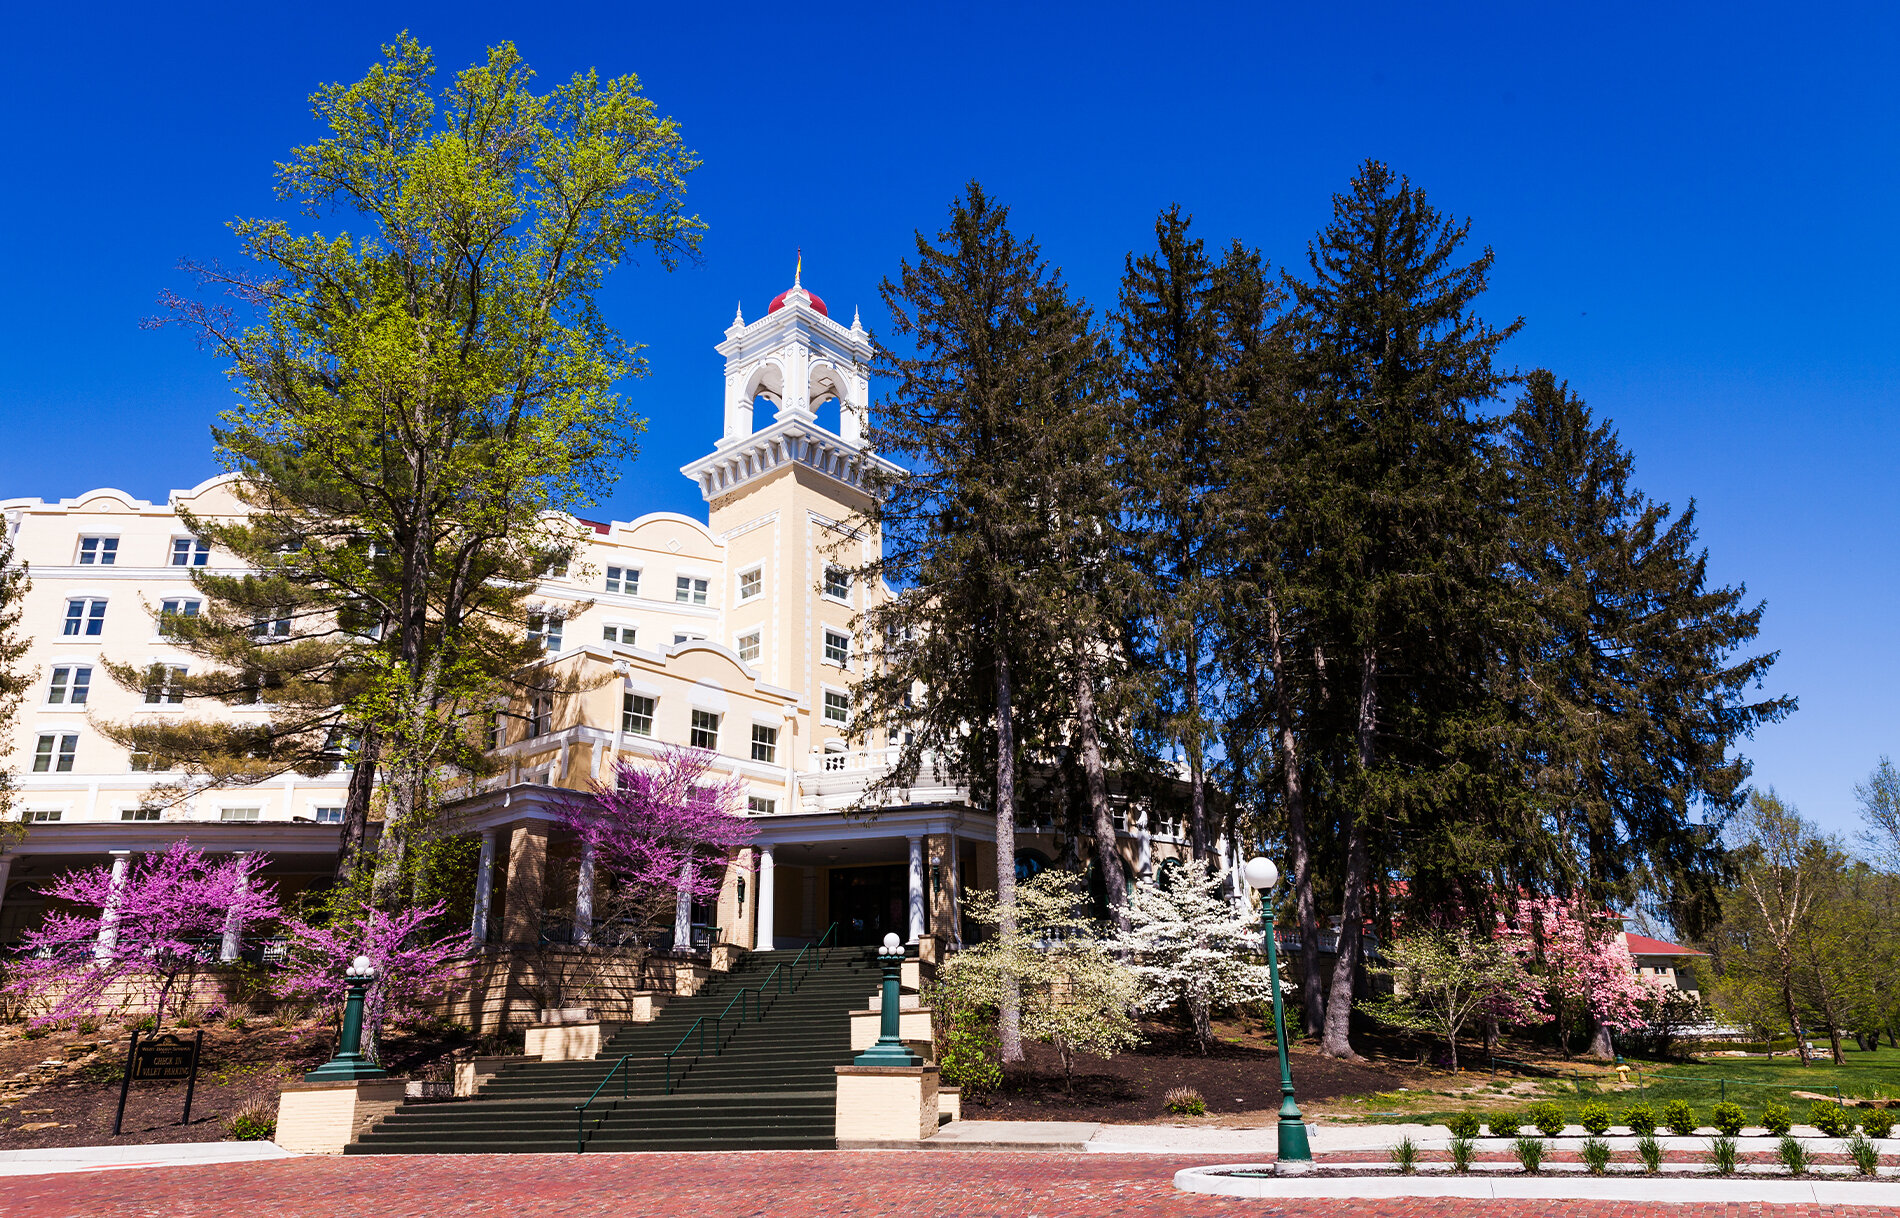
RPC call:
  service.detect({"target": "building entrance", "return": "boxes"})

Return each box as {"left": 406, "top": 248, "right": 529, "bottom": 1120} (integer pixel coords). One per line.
{"left": 828, "top": 864, "right": 908, "bottom": 946}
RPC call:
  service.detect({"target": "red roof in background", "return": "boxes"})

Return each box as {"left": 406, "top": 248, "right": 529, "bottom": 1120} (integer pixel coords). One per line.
{"left": 1624, "top": 931, "right": 1706, "bottom": 957}
{"left": 575, "top": 518, "right": 611, "bottom": 536}
{"left": 768, "top": 287, "right": 828, "bottom": 316}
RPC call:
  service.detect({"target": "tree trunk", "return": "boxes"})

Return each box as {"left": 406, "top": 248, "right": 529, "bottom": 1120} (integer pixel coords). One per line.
{"left": 1071, "top": 650, "right": 1126, "bottom": 927}
{"left": 335, "top": 725, "right": 380, "bottom": 883}
{"left": 1267, "top": 595, "right": 1322, "bottom": 1038}
{"left": 1483, "top": 1013, "right": 1499, "bottom": 1064}
{"left": 1778, "top": 951, "right": 1811, "bottom": 1065}
{"left": 1185, "top": 633, "right": 1209, "bottom": 860}
{"left": 1321, "top": 645, "right": 1378, "bottom": 1061}
{"left": 1588, "top": 1019, "right": 1614, "bottom": 1060}
{"left": 994, "top": 641, "right": 1023, "bottom": 1064}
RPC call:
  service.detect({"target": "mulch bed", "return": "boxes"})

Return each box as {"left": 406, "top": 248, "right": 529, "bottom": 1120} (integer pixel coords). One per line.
{"left": 965, "top": 1023, "right": 1406, "bottom": 1123}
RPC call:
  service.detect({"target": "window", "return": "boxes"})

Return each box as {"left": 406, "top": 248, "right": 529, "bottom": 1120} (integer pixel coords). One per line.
{"left": 77, "top": 536, "right": 118, "bottom": 565}
{"left": 739, "top": 568, "right": 762, "bottom": 601}
{"left": 144, "top": 665, "right": 187, "bottom": 705}
{"left": 748, "top": 796, "right": 777, "bottom": 815}
{"left": 823, "top": 745, "right": 847, "bottom": 772}
{"left": 824, "top": 567, "right": 850, "bottom": 600}
{"left": 675, "top": 575, "right": 709, "bottom": 605}
{"left": 824, "top": 630, "right": 850, "bottom": 666}
{"left": 736, "top": 631, "right": 761, "bottom": 664}
{"left": 689, "top": 709, "right": 720, "bottom": 750}
{"left": 823, "top": 689, "right": 851, "bottom": 725}
{"left": 63, "top": 599, "right": 106, "bottom": 637}
{"left": 528, "top": 614, "right": 564, "bottom": 654}
{"left": 47, "top": 665, "right": 91, "bottom": 706}
{"left": 129, "top": 748, "right": 169, "bottom": 772}
{"left": 602, "top": 624, "right": 634, "bottom": 645}
{"left": 622, "top": 693, "right": 655, "bottom": 736}
{"left": 751, "top": 723, "right": 778, "bottom": 763}
{"left": 545, "top": 558, "right": 569, "bottom": 578}
{"left": 673, "top": 632, "right": 705, "bottom": 646}
{"left": 32, "top": 733, "right": 78, "bottom": 773}
{"left": 605, "top": 566, "right": 638, "bottom": 595}
{"left": 157, "top": 598, "right": 201, "bottom": 636}
{"left": 252, "top": 612, "right": 291, "bottom": 639}
{"left": 121, "top": 808, "right": 160, "bottom": 822}
{"left": 527, "top": 696, "right": 551, "bottom": 740}
{"left": 220, "top": 807, "right": 261, "bottom": 822}
{"left": 24, "top": 809, "right": 60, "bottom": 823}
{"left": 170, "top": 537, "right": 210, "bottom": 567}
{"left": 314, "top": 806, "right": 344, "bottom": 825}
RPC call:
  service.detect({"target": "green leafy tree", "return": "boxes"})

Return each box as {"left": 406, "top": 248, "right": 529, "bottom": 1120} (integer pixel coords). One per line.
{"left": 0, "top": 531, "right": 31, "bottom": 843}
{"left": 132, "top": 34, "right": 701, "bottom": 885}
{"left": 1358, "top": 926, "right": 1543, "bottom": 1072}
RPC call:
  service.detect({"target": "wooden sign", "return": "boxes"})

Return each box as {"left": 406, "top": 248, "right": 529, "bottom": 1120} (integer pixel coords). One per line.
{"left": 132, "top": 1034, "right": 200, "bottom": 1081}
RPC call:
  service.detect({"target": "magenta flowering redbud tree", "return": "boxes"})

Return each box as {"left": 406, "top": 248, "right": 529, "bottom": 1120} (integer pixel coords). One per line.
{"left": 275, "top": 901, "right": 471, "bottom": 1065}
{"left": 2, "top": 842, "right": 279, "bottom": 1030}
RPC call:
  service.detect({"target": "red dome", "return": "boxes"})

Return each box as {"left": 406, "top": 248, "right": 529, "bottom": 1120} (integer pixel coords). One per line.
{"left": 767, "top": 286, "right": 828, "bottom": 316}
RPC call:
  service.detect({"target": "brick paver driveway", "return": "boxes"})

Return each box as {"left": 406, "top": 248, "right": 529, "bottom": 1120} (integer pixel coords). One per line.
{"left": 8, "top": 1152, "right": 1895, "bottom": 1217}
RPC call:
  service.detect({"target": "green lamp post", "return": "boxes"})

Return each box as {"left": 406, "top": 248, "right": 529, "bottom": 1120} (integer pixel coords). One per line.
{"left": 1242, "top": 856, "right": 1310, "bottom": 1163}
{"left": 304, "top": 955, "right": 388, "bottom": 1082}
{"left": 855, "top": 933, "right": 923, "bottom": 1067}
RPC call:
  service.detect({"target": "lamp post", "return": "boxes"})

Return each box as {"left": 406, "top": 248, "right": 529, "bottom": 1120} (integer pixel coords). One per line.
{"left": 1242, "top": 857, "right": 1310, "bottom": 1163}
{"left": 855, "top": 933, "right": 923, "bottom": 1066}
{"left": 304, "top": 955, "right": 388, "bottom": 1082}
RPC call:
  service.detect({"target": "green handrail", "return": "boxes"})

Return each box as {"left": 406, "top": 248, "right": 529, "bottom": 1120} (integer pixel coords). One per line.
{"left": 661, "top": 923, "right": 840, "bottom": 1095}
{"left": 573, "top": 1053, "right": 633, "bottom": 1153}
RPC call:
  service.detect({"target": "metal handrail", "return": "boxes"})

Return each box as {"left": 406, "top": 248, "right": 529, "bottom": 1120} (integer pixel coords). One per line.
{"left": 573, "top": 1053, "right": 633, "bottom": 1153}
{"left": 660, "top": 923, "right": 840, "bottom": 1095}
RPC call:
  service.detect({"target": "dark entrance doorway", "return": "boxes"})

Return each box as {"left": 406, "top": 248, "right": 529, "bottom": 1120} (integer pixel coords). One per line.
{"left": 828, "top": 864, "right": 907, "bottom": 946}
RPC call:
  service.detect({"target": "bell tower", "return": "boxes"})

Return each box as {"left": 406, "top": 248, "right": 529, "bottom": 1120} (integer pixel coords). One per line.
{"left": 714, "top": 261, "right": 872, "bottom": 446}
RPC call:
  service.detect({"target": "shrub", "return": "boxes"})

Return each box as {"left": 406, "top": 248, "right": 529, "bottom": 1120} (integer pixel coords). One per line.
{"left": 1487, "top": 1111, "right": 1522, "bottom": 1138}
{"left": 1849, "top": 1131, "right": 1881, "bottom": 1176}
{"left": 1810, "top": 1100, "right": 1856, "bottom": 1138}
{"left": 226, "top": 1101, "right": 276, "bottom": 1141}
{"left": 1513, "top": 1135, "right": 1545, "bottom": 1174}
{"left": 1661, "top": 1099, "right": 1697, "bottom": 1137}
{"left": 1706, "top": 1135, "right": 1738, "bottom": 1175}
{"left": 1580, "top": 1137, "right": 1612, "bottom": 1175}
{"left": 1862, "top": 1108, "right": 1895, "bottom": 1140}
{"left": 1578, "top": 1101, "right": 1613, "bottom": 1136}
{"left": 938, "top": 1019, "right": 1002, "bottom": 1096}
{"left": 225, "top": 1014, "right": 249, "bottom": 1032}
{"left": 1446, "top": 1111, "right": 1483, "bottom": 1140}
{"left": 20, "top": 1025, "right": 46, "bottom": 1040}
{"left": 1164, "top": 1086, "right": 1207, "bottom": 1117}
{"left": 1448, "top": 1136, "right": 1475, "bottom": 1173}
{"left": 1777, "top": 1135, "right": 1810, "bottom": 1174}
{"left": 1622, "top": 1102, "right": 1658, "bottom": 1136}
{"left": 1711, "top": 1101, "right": 1746, "bottom": 1137}
{"left": 1390, "top": 1135, "right": 1419, "bottom": 1175}
{"left": 1761, "top": 1102, "right": 1792, "bottom": 1136}
{"left": 1636, "top": 1133, "right": 1663, "bottom": 1174}
{"left": 129, "top": 1015, "right": 156, "bottom": 1032}
{"left": 75, "top": 1017, "right": 101, "bottom": 1035}
{"left": 1526, "top": 1100, "right": 1566, "bottom": 1138}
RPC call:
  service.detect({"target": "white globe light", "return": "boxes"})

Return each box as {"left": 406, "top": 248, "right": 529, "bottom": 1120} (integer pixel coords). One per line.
{"left": 350, "top": 954, "right": 375, "bottom": 977}
{"left": 1243, "top": 857, "right": 1279, "bottom": 891}
{"left": 882, "top": 933, "right": 901, "bottom": 951}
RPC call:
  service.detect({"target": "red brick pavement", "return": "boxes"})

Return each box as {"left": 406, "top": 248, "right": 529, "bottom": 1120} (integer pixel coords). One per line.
{"left": 5, "top": 1152, "right": 1896, "bottom": 1218}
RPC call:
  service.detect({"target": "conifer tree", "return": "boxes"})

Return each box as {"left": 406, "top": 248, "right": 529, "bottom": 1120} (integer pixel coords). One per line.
{"left": 0, "top": 531, "right": 31, "bottom": 843}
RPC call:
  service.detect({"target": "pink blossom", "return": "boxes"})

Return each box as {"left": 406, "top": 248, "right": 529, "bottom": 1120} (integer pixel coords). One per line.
{"left": 561, "top": 746, "right": 756, "bottom": 903}
{"left": 1503, "top": 896, "right": 1665, "bottom": 1032}
{"left": 275, "top": 902, "right": 471, "bottom": 1060}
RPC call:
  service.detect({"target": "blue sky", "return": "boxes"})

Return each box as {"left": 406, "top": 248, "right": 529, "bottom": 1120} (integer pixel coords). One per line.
{"left": 2, "top": 2, "right": 1894, "bottom": 839}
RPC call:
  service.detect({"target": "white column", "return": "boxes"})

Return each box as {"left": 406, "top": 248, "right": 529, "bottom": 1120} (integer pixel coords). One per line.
{"left": 470, "top": 829, "right": 497, "bottom": 944}
{"left": 674, "top": 861, "right": 694, "bottom": 951}
{"left": 574, "top": 838, "right": 596, "bottom": 947}
{"left": 219, "top": 853, "right": 250, "bottom": 962}
{"left": 0, "top": 854, "right": 13, "bottom": 930}
{"left": 1136, "top": 805, "right": 1153, "bottom": 881}
{"left": 907, "top": 835, "right": 925, "bottom": 943}
{"left": 95, "top": 850, "right": 131, "bottom": 961}
{"left": 756, "top": 845, "right": 776, "bottom": 952}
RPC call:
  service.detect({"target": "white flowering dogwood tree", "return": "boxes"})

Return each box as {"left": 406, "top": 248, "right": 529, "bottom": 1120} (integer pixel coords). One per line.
{"left": 1111, "top": 861, "right": 1274, "bottom": 1052}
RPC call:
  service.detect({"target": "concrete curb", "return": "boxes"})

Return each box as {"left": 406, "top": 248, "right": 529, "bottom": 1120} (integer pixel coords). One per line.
{"left": 1174, "top": 1164, "right": 1900, "bottom": 1204}
{"left": 0, "top": 1141, "right": 293, "bottom": 1177}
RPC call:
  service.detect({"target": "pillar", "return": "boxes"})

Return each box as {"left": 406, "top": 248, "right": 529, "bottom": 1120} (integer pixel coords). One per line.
{"left": 500, "top": 820, "right": 549, "bottom": 946}
{"left": 907, "top": 835, "right": 925, "bottom": 943}
{"left": 219, "top": 853, "right": 250, "bottom": 962}
{"left": 0, "top": 853, "right": 11, "bottom": 927}
{"left": 95, "top": 850, "right": 131, "bottom": 961}
{"left": 574, "top": 838, "right": 596, "bottom": 947}
{"left": 674, "top": 861, "right": 693, "bottom": 951}
{"left": 470, "top": 829, "right": 497, "bottom": 944}
{"left": 756, "top": 846, "right": 776, "bottom": 951}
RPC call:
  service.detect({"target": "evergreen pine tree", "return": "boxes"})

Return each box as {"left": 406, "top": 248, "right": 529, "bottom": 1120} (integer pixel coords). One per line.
{"left": 0, "top": 530, "right": 32, "bottom": 843}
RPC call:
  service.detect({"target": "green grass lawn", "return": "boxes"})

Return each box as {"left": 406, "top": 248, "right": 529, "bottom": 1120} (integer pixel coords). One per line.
{"left": 1322, "top": 1044, "right": 1900, "bottom": 1126}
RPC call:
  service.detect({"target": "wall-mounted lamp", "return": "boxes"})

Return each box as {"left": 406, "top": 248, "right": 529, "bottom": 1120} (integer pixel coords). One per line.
{"left": 930, "top": 863, "right": 943, "bottom": 900}
{"left": 737, "top": 875, "right": 747, "bottom": 910}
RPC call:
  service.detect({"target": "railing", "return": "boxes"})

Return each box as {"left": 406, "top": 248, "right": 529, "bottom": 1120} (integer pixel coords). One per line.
{"left": 660, "top": 922, "right": 839, "bottom": 1096}
{"left": 574, "top": 1053, "right": 634, "bottom": 1154}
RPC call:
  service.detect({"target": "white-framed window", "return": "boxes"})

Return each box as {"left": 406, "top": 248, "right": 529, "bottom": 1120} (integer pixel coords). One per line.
{"left": 528, "top": 614, "right": 564, "bottom": 654}
{"left": 673, "top": 632, "right": 705, "bottom": 646}
{"left": 143, "top": 664, "right": 187, "bottom": 706}
{"left": 171, "top": 537, "right": 211, "bottom": 567}
{"left": 129, "top": 748, "right": 170, "bottom": 773}
{"left": 605, "top": 565, "right": 639, "bottom": 595}
{"left": 675, "top": 575, "right": 709, "bottom": 606}
{"left": 24, "top": 808, "right": 61, "bottom": 823}
{"left": 314, "top": 806, "right": 344, "bottom": 825}
{"left": 77, "top": 536, "right": 118, "bottom": 565}
{"left": 602, "top": 623, "right": 636, "bottom": 645}
{"left": 157, "top": 598, "right": 201, "bottom": 636}
{"left": 736, "top": 630, "right": 761, "bottom": 664}
{"left": 823, "top": 566, "right": 850, "bottom": 600}
{"left": 751, "top": 723, "right": 778, "bottom": 763}
{"left": 252, "top": 612, "right": 291, "bottom": 639}
{"left": 47, "top": 665, "right": 91, "bottom": 706}
{"left": 220, "top": 807, "right": 261, "bottom": 822}
{"left": 738, "top": 567, "right": 763, "bottom": 602}
{"left": 545, "top": 557, "right": 569, "bottom": 578}
{"left": 527, "top": 696, "right": 551, "bottom": 739}
{"left": 622, "top": 693, "right": 655, "bottom": 736}
{"left": 32, "top": 733, "right": 78, "bottom": 773}
{"left": 823, "top": 689, "right": 851, "bottom": 725}
{"left": 689, "top": 709, "right": 720, "bottom": 751}
{"left": 63, "top": 598, "right": 106, "bottom": 637}
{"left": 121, "top": 807, "right": 160, "bottom": 822}
{"left": 747, "top": 796, "right": 777, "bottom": 815}
{"left": 823, "top": 629, "right": 850, "bottom": 666}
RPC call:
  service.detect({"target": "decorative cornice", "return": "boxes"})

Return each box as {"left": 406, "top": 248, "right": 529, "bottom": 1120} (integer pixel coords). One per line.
{"left": 681, "top": 415, "right": 901, "bottom": 505}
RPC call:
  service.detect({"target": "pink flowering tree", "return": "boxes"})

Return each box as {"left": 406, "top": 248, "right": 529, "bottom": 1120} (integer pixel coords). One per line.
{"left": 275, "top": 901, "right": 471, "bottom": 1065}
{"left": 1506, "top": 896, "right": 1665, "bottom": 1057}
{"left": 561, "top": 746, "right": 756, "bottom": 945}
{"left": 2, "top": 843, "right": 279, "bottom": 1030}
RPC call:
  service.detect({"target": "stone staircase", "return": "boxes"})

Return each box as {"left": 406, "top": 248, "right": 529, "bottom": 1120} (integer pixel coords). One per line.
{"left": 348, "top": 944, "right": 890, "bottom": 1154}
